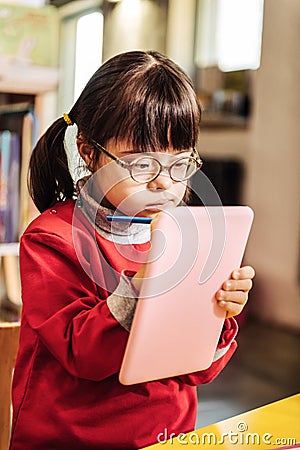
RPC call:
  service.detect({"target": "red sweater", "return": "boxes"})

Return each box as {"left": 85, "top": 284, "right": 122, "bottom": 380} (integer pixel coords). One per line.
{"left": 10, "top": 199, "right": 237, "bottom": 450}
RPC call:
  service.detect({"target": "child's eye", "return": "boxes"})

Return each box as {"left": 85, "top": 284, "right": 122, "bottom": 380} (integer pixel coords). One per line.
{"left": 173, "top": 160, "right": 189, "bottom": 171}
{"left": 173, "top": 161, "right": 188, "bottom": 168}
{"left": 135, "top": 162, "right": 151, "bottom": 170}
{"left": 132, "top": 158, "right": 155, "bottom": 171}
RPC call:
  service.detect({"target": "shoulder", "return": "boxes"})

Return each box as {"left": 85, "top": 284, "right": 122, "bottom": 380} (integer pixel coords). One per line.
{"left": 23, "top": 199, "right": 75, "bottom": 242}
{"left": 21, "top": 199, "right": 97, "bottom": 255}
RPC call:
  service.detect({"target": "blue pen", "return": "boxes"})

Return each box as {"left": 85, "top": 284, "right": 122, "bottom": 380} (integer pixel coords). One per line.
{"left": 107, "top": 215, "right": 152, "bottom": 224}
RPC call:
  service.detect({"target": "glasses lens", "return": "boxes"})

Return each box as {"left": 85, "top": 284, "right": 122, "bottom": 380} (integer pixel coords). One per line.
{"left": 170, "top": 157, "right": 198, "bottom": 181}
{"left": 130, "top": 157, "right": 160, "bottom": 182}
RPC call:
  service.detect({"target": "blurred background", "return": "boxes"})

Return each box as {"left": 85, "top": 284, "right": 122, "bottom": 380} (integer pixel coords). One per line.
{"left": 0, "top": 0, "right": 299, "bottom": 428}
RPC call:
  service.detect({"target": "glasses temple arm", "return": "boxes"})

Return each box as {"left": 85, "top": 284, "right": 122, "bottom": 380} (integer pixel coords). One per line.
{"left": 191, "top": 148, "right": 203, "bottom": 166}
{"left": 89, "top": 139, "right": 128, "bottom": 168}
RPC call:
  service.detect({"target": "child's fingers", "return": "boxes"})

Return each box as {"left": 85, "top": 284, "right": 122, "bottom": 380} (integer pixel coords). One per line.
{"left": 216, "top": 290, "right": 248, "bottom": 305}
{"left": 217, "top": 265, "right": 255, "bottom": 318}
{"left": 232, "top": 265, "right": 255, "bottom": 280}
{"left": 223, "top": 279, "right": 253, "bottom": 292}
{"left": 218, "top": 301, "right": 244, "bottom": 318}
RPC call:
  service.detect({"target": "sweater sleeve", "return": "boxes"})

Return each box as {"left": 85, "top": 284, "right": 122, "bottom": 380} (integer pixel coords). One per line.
{"left": 106, "top": 271, "right": 138, "bottom": 332}
{"left": 176, "top": 317, "right": 238, "bottom": 386}
{"left": 20, "top": 230, "right": 129, "bottom": 382}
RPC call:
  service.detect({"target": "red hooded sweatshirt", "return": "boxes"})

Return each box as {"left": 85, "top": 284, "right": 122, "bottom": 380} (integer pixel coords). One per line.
{"left": 10, "top": 199, "right": 237, "bottom": 450}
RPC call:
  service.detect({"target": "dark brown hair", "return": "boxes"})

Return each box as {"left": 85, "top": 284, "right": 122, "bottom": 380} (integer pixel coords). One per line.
{"left": 29, "top": 50, "right": 202, "bottom": 212}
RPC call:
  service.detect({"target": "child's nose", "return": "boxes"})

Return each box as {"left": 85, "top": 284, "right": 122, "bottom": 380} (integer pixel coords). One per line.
{"left": 147, "top": 172, "right": 173, "bottom": 190}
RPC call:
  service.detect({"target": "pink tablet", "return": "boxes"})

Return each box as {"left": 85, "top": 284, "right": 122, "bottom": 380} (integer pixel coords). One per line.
{"left": 119, "top": 206, "right": 254, "bottom": 385}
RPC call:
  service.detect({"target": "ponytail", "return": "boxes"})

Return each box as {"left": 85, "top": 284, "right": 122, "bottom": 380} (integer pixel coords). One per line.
{"left": 29, "top": 117, "right": 74, "bottom": 213}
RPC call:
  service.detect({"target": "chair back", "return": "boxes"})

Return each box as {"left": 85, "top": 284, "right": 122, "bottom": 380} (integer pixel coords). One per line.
{"left": 0, "top": 322, "right": 20, "bottom": 450}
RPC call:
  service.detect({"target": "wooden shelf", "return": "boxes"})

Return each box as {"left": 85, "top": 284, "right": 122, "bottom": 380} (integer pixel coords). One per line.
{"left": 0, "top": 243, "right": 19, "bottom": 257}
{"left": 0, "top": 65, "right": 59, "bottom": 94}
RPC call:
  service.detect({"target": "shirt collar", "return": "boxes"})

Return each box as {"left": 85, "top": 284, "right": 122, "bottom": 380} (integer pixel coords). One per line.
{"left": 76, "top": 176, "right": 150, "bottom": 245}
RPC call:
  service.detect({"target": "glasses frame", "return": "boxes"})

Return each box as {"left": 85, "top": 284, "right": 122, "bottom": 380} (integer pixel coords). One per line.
{"left": 89, "top": 138, "right": 203, "bottom": 183}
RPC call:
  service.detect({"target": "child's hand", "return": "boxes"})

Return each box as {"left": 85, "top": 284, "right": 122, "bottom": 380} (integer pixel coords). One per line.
{"left": 216, "top": 266, "right": 255, "bottom": 318}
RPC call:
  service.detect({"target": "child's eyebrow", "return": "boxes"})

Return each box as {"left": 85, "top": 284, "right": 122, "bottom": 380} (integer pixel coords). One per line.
{"left": 118, "top": 149, "right": 192, "bottom": 156}
{"left": 118, "top": 150, "right": 137, "bottom": 155}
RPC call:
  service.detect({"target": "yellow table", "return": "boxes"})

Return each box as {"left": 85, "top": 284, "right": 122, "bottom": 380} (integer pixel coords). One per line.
{"left": 145, "top": 393, "right": 300, "bottom": 449}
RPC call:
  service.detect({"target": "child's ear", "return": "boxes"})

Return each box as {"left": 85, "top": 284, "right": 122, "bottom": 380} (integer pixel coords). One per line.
{"left": 77, "top": 134, "right": 95, "bottom": 171}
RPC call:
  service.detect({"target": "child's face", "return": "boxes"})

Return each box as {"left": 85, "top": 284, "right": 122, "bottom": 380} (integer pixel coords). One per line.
{"left": 92, "top": 139, "right": 189, "bottom": 218}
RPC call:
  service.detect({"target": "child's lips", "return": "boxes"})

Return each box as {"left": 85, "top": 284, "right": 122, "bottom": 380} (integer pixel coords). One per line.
{"left": 145, "top": 200, "right": 173, "bottom": 210}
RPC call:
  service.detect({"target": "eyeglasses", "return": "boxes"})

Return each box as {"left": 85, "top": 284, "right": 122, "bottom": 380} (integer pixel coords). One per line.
{"left": 89, "top": 138, "right": 203, "bottom": 183}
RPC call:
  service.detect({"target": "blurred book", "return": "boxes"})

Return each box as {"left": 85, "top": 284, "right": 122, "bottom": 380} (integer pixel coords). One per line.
{"left": 19, "top": 111, "right": 38, "bottom": 235}
{"left": 0, "top": 110, "right": 38, "bottom": 243}
{"left": 0, "top": 131, "right": 11, "bottom": 243}
{"left": 7, "top": 133, "right": 20, "bottom": 242}
{"left": 0, "top": 130, "right": 22, "bottom": 243}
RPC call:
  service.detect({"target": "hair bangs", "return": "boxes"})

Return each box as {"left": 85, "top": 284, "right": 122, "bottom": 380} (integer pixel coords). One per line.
{"left": 92, "top": 57, "right": 201, "bottom": 153}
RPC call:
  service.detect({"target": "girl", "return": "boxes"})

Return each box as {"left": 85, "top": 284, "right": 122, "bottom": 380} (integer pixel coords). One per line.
{"left": 10, "top": 50, "right": 255, "bottom": 450}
